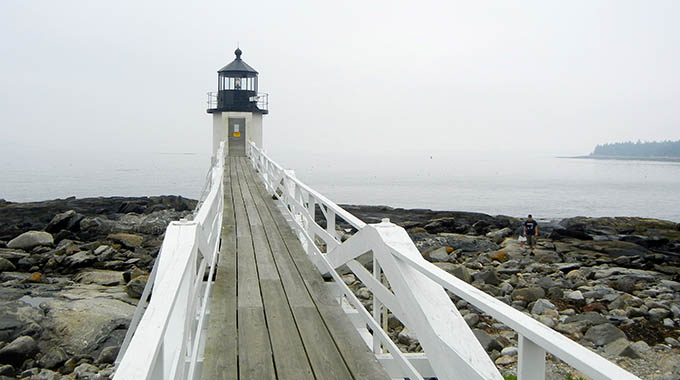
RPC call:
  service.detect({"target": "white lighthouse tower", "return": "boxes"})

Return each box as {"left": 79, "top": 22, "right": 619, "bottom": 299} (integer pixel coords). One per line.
{"left": 208, "top": 48, "right": 268, "bottom": 157}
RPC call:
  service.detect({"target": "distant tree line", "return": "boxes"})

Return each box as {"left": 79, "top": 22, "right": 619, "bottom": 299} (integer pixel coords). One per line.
{"left": 591, "top": 140, "right": 680, "bottom": 157}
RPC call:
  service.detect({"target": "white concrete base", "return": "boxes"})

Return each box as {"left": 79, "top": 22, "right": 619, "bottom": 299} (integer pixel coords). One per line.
{"left": 212, "top": 111, "right": 263, "bottom": 157}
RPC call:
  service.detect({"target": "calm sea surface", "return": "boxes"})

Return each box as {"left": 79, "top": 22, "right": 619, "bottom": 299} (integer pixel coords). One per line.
{"left": 1, "top": 148, "right": 679, "bottom": 222}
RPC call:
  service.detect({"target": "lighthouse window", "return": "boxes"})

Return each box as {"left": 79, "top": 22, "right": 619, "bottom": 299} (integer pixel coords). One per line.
{"left": 234, "top": 124, "right": 240, "bottom": 133}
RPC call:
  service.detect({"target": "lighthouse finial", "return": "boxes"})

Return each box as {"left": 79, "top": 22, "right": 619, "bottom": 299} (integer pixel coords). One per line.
{"left": 235, "top": 46, "right": 242, "bottom": 59}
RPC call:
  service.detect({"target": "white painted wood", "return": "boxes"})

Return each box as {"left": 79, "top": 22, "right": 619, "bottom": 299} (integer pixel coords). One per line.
{"left": 370, "top": 222, "right": 503, "bottom": 380}
{"left": 376, "top": 353, "right": 435, "bottom": 379}
{"left": 518, "top": 335, "right": 546, "bottom": 380}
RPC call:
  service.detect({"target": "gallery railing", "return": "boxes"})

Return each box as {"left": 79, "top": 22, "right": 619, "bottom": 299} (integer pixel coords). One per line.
{"left": 246, "top": 141, "right": 641, "bottom": 380}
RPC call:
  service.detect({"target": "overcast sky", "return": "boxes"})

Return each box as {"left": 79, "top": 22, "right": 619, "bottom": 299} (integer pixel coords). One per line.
{"left": 1, "top": 0, "right": 678, "bottom": 159}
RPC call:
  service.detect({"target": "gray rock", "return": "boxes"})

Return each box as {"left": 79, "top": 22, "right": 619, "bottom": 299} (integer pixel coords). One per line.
{"left": 511, "top": 286, "right": 545, "bottom": 302}
{"left": 584, "top": 323, "right": 627, "bottom": 346}
{"left": 604, "top": 338, "right": 640, "bottom": 358}
{"left": 495, "top": 355, "right": 516, "bottom": 365}
{"left": 531, "top": 299, "right": 556, "bottom": 315}
{"left": 398, "top": 327, "right": 418, "bottom": 345}
{"left": 556, "top": 263, "right": 582, "bottom": 272}
{"left": 660, "top": 280, "right": 680, "bottom": 292}
{"left": 45, "top": 210, "right": 76, "bottom": 233}
{"left": 426, "top": 247, "right": 450, "bottom": 262}
{"left": 7, "top": 231, "right": 54, "bottom": 250}
{"left": 537, "top": 315, "right": 556, "bottom": 328}
{"left": 665, "top": 337, "right": 680, "bottom": 347}
{"left": 501, "top": 346, "right": 518, "bottom": 356}
{"left": 434, "top": 263, "right": 472, "bottom": 283}
{"left": 630, "top": 340, "right": 650, "bottom": 353}
{"left": 593, "top": 267, "right": 657, "bottom": 281}
{"left": 663, "top": 318, "right": 675, "bottom": 328}
{"left": 536, "top": 277, "right": 556, "bottom": 290}
{"left": 64, "top": 251, "right": 96, "bottom": 268}
{"left": 96, "top": 345, "right": 119, "bottom": 364}
{"left": 38, "top": 346, "right": 69, "bottom": 369}
{"left": 431, "top": 233, "right": 499, "bottom": 253}
{"left": 73, "top": 363, "right": 99, "bottom": 380}
{"left": 564, "top": 290, "right": 585, "bottom": 303}
{"left": 0, "top": 365, "right": 14, "bottom": 377}
{"left": 43, "top": 297, "right": 134, "bottom": 356}
{"left": 649, "top": 308, "right": 671, "bottom": 323}
{"left": 107, "top": 233, "right": 144, "bottom": 248}
{"left": 74, "top": 270, "right": 123, "bottom": 286}
{"left": 609, "top": 294, "right": 643, "bottom": 310}
{"left": 34, "top": 368, "right": 63, "bottom": 380}
{"left": 555, "top": 321, "right": 590, "bottom": 336}
{"left": 486, "top": 228, "right": 513, "bottom": 244}
{"left": 0, "top": 335, "right": 38, "bottom": 366}
{"left": 473, "top": 329, "right": 502, "bottom": 352}
{"left": 0, "top": 257, "right": 16, "bottom": 272}
{"left": 565, "top": 312, "right": 609, "bottom": 326}
{"left": 464, "top": 313, "right": 480, "bottom": 327}
{"left": 473, "top": 270, "right": 501, "bottom": 286}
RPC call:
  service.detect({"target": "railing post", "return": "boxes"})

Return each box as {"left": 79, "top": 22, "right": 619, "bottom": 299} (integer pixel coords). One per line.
{"left": 372, "top": 255, "right": 383, "bottom": 354}
{"left": 518, "top": 335, "right": 545, "bottom": 380}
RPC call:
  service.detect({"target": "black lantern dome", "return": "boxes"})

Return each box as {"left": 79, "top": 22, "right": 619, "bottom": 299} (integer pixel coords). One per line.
{"left": 207, "top": 48, "right": 268, "bottom": 114}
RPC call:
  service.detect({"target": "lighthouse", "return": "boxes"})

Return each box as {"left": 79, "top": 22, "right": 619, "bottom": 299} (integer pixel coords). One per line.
{"left": 207, "top": 48, "right": 268, "bottom": 157}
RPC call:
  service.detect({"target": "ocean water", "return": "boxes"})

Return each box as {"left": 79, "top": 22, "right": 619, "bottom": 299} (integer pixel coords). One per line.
{"left": 1, "top": 147, "right": 679, "bottom": 222}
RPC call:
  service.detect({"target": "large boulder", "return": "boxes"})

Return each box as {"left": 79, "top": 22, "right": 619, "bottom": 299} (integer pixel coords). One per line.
{"left": 107, "top": 233, "right": 144, "bottom": 248}
{"left": 7, "top": 231, "right": 53, "bottom": 250}
{"left": 74, "top": 270, "right": 123, "bottom": 286}
{"left": 0, "top": 257, "right": 16, "bottom": 272}
{"left": 486, "top": 227, "right": 513, "bottom": 244}
{"left": 126, "top": 275, "right": 148, "bottom": 299}
{"left": 584, "top": 323, "right": 627, "bottom": 346}
{"left": 433, "top": 263, "right": 472, "bottom": 283}
{"left": 473, "top": 329, "right": 502, "bottom": 352}
{"left": 0, "top": 335, "right": 38, "bottom": 366}
{"left": 42, "top": 296, "right": 134, "bottom": 357}
{"left": 45, "top": 210, "right": 84, "bottom": 233}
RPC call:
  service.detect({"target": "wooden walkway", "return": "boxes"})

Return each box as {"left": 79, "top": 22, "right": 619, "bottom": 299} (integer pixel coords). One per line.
{"left": 201, "top": 157, "right": 389, "bottom": 380}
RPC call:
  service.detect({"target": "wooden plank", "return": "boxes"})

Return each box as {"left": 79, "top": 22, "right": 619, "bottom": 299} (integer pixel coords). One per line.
{"left": 201, "top": 158, "right": 237, "bottom": 380}
{"left": 242, "top": 160, "right": 391, "bottom": 380}
{"left": 242, "top": 159, "right": 364, "bottom": 379}
{"left": 233, "top": 159, "right": 275, "bottom": 380}
{"left": 260, "top": 280, "right": 316, "bottom": 380}
{"left": 237, "top": 307, "right": 275, "bottom": 380}
{"left": 235, "top": 159, "right": 315, "bottom": 380}
{"left": 238, "top": 159, "right": 354, "bottom": 380}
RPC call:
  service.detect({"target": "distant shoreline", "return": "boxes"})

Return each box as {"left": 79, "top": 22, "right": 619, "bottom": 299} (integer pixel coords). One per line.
{"left": 558, "top": 155, "right": 680, "bottom": 163}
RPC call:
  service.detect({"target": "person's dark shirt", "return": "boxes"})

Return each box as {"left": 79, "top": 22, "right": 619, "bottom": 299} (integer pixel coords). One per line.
{"left": 524, "top": 220, "right": 538, "bottom": 235}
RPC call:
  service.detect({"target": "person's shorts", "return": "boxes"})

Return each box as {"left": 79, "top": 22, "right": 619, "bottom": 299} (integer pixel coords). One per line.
{"left": 527, "top": 235, "right": 537, "bottom": 247}
{"left": 518, "top": 236, "right": 527, "bottom": 242}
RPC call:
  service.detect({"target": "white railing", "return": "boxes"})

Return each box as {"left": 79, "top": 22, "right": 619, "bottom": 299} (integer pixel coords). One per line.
{"left": 246, "top": 141, "right": 642, "bottom": 380}
{"left": 114, "top": 142, "right": 225, "bottom": 380}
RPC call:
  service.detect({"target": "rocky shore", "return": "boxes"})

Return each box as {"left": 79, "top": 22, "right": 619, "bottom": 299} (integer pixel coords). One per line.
{"left": 0, "top": 196, "right": 195, "bottom": 380}
{"left": 1, "top": 198, "right": 679, "bottom": 379}
{"left": 338, "top": 205, "right": 680, "bottom": 380}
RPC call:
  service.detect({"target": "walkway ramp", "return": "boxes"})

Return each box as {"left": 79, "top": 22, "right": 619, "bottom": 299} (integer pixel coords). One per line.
{"left": 201, "top": 157, "right": 390, "bottom": 380}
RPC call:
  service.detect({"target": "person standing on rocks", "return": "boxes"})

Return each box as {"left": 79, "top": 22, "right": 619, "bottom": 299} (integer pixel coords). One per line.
{"left": 523, "top": 214, "right": 539, "bottom": 255}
